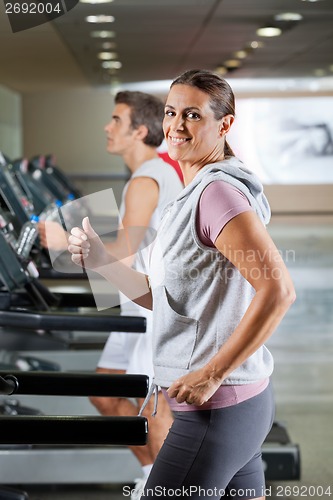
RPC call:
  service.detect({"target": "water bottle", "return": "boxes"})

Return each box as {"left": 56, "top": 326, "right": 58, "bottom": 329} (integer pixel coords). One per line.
{"left": 15, "top": 214, "right": 40, "bottom": 259}
{"left": 38, "top": 199, "right": 63, "bottom": 222}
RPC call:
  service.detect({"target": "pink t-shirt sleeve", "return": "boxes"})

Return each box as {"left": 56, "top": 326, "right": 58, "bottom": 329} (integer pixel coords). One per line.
{"left": 196, "top": 180, "right": 253, "bottom": 247}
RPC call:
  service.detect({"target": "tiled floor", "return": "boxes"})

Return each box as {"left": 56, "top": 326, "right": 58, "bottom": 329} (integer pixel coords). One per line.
{"left": 1, "top": 218, "right": 333, "bottom": 500}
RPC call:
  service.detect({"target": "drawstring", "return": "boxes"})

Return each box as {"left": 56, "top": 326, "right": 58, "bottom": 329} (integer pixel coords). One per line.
{"left": 138, "top": 381, "right": 159, "bottom": 417}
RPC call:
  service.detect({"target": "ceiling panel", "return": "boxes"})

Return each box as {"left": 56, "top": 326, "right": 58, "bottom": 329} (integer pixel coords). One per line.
{"left": 0, "top": 0, "right": 332, "bottom": 93}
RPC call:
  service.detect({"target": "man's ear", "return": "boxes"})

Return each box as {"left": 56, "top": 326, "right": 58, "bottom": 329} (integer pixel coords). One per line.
{"left": 218, "top": 115, "right": 234, "bottom": 137}
{"left": 134, "top": 124, "right": 149, "bottom": 141}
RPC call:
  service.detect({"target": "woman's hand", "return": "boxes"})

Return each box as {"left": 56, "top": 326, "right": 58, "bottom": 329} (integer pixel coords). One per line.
{"left": 68, "top": 216, "right": 111, "bottom": 270}
{"left": 167, "top": 365, "right": 223, "bottom": 406}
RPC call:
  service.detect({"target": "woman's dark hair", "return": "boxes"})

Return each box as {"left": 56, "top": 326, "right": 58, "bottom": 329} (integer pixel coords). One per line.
{"left": 171, "top": 69, "right": 235, "bottom": 157}
{"left": 115, "top": 91, "right": 164, "bottom": 147}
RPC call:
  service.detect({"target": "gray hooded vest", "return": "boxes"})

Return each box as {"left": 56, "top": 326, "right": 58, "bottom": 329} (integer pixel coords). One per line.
{"left": 149, "top": 157, "right": 274, "bottom": 388}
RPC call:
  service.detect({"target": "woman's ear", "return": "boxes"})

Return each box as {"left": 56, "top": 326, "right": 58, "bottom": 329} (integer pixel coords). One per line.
{"left": 219, "top": 115, "right": 234, "bottom": 137}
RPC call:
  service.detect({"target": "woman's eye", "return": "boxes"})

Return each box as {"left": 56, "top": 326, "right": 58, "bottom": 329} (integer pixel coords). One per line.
{"left": 165, "top": 110, "right": 174, "bottom": 117}
{"left": 187, "top": 112, "right": 200, "bottom": 120}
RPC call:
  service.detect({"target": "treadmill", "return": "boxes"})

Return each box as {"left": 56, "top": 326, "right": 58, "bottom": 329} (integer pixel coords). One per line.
{"left": 0, "top": 153, "right": 88, "bottom": 278}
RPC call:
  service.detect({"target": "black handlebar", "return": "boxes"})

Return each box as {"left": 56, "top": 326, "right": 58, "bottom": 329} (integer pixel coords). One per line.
{"left": 0, "top": 310, "right": 146, "bottom": 332}
{"left": 0, "top": 415, "right": 148, "bottom": 445}
{"left": 0, "top": 371, "right": 149, "bottom": 398}
{"left": 0, "top": 374, "right": 19, "bottom": 395}
{"left": 0, "top": 372, "right": 149, "bottom": 445}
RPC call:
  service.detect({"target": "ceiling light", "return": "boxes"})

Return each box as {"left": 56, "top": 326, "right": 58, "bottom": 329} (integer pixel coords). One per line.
{"left": 215, "top": 66, "right": 227, "bottom": 76}
{"left": 224, "top": 59, "right": 242, "bottom": 69}
{"left": 90, "top": 30, "right": 115, "bottom": 38}
{"left": 301, "top": 0, "right": 326, "bottom": 2}
{"left": 101, "top": 42, "right": 116, "bottom": 49}
{"left": 274, "top": 12, "right": 303, "bottom": 22}
{"left": 80, "top": 0, "right": 113, "bottom": 3}
{"left": 233, "top": 50, "right": 248, "bottom": 59}
{"left": 313, "top": 69, "right": 326, "bottom": 76}
{"left": 249, "top": 41, "right": 264, "bottom": 49}
{"left": 101, "top": 61, "right": 122, "bottom": 69}
{"left": 256, "top": 26, "right": 282, "bottom": 37}
{"left": 98, "top": 51, "right": 118, "bottom": 60}
{"left": 85, "top": 15, "right": 115, "bottom": 23}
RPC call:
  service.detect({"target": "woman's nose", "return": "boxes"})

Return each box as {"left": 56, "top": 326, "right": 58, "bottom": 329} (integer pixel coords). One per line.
{"left": 171, "top": 114, "right": 185, "bottom": 131}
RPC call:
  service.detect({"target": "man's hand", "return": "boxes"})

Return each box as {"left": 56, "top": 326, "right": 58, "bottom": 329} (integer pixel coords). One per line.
{"left": 38, "top": 220, "right": 69, "bottom": 251}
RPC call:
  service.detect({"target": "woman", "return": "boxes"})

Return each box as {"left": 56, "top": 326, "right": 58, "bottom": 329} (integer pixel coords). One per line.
{"left": 68, "top": 69, "right": 296, "bottom": 500}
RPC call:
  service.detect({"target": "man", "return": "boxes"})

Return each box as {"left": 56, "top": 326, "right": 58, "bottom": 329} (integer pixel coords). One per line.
{"left": 89, "top": 91, "right": 183, "bottom": 499}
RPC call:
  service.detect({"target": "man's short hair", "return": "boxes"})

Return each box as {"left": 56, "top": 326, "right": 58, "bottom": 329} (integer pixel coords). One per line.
{"left": 115, "top": 91, "right": 165, "bottom": 147}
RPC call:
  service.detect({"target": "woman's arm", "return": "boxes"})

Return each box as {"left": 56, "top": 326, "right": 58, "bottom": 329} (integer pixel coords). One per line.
{"left": 68, "top": 217, "right": 153, "bottom": 310}
{"left": 168, "top": 210, "right": 296, "bottom": 405}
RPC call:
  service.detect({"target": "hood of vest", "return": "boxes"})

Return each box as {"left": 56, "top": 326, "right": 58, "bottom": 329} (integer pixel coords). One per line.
{"left": 171, "top": 157, "right": 271, "bottom": 226}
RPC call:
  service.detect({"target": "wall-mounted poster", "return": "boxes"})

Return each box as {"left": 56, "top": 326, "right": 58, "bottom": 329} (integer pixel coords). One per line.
{"left": 228, "top": 97, "right": 333, "bottom": 184}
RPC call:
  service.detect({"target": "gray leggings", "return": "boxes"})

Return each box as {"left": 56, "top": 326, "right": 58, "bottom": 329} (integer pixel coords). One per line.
{"left": 143, "top": 383, "right": 275, "bottom": 499}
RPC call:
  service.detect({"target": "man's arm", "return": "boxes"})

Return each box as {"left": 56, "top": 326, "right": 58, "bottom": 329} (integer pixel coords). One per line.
{"left": 105, "top": 176, "right": 159, "bottom": 266}
{"left": 38, "top": 220, "right": 69, "bottom": 251}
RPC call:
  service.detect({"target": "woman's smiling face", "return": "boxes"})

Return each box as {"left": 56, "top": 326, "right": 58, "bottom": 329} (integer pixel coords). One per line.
{"left": 163, "top": 83, "right": 226, "bottom": 169}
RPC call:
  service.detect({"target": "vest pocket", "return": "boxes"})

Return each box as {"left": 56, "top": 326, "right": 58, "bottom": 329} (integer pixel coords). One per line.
{"left": 153, "top": 286, "right": 198, "bottom": 370}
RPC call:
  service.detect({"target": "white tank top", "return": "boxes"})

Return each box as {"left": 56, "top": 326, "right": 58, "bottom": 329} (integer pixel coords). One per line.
{"left": 118, "top": 157, "right": 183, "bottom": 327}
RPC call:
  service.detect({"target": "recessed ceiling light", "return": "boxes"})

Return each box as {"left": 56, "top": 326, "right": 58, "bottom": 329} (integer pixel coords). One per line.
{"left": 90, "top": 30, "right": 115, "bottom": 38}
{"left": 98, "top": 51, "right": 118, "bottom": 60}
{"left": 224, "top": 59, "right": 242, "bottom": 69}
{"left": 101, "top": 42, "right": 116, "bottom": 49}
{"left": 256, "top": 26, "right": 282, "bottom": 37}
{"left": 85, "top": 15, "right": 115, "bottom": 23}
{"left": 233, "top": 50, "right": 248, "bottom": 59}
{"left": 274, "top": 12, "right": 303, "bottom": 21}
{"left": 215, "top": 66, "right": 227, "bottom": 76}
{"left": 313, "top": 69, "right": 326, "bottom": 76}
{"left": 248, "top": 41, "right": 264, "bottom": 50}
{"left": 249, "top": 41, "right": 264, "bottom": 49}
{"left": 80, "top": 0, "right": 113, "bottom": 3}
{"left": 101, "top": 61, "right": 122, "bottom": 69}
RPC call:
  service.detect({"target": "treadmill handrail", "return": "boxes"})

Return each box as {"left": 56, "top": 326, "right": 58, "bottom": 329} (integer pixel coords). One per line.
{"left": 0, "top": 374, "right": 18, "bottom": 395}
{"left": 0, "top": 310, "right": 146, "bottom": 332}
{"left": 0, "top": 371, "right": 149, "bottom": 398}
{"left": 0, "top": 415, "right": 148, "bottom": 446}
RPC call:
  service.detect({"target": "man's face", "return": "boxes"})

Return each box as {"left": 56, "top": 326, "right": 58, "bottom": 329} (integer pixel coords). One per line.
{"left": 104, "top": 103, "right": 136, "bottom": 155}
